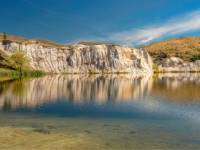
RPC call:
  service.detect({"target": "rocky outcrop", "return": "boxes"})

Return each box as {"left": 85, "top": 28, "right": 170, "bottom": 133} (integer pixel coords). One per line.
{"left": 155, "top": 57, "right": 200, "bottom": 72}
{"left": 0, "top": 41, "right": 152, "bottom": 75}
{"left": 144, "top": 36, "right": 200, "bottom": 72}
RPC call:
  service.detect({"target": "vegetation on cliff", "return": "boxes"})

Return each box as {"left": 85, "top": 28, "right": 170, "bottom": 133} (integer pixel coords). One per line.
{"left": 0, "top": 33, "right": 45, "bottom": 80}
{"left": 0, "top": 50, "right": 45, "bottom": 80}
{"left": 8, "top": 51, "right": 30, "bottom": 75}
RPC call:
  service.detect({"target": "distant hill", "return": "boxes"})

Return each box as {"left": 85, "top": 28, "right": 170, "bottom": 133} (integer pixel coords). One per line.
{"left": 144, "top": 37, "right": 200, "bottom": 62}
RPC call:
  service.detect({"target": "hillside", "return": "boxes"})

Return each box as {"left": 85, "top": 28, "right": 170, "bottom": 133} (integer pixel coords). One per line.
{"left": 144, "top": 37, "right": 200, "bottom": 62}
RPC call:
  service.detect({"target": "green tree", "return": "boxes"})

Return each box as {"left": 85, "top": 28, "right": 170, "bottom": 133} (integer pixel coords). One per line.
{"left": 2, "top": 32, "right": 8, "bottom": 47}
{"left": 8, "top": 51, "right": 30, "bottom": 76}
{"left": 3, "top": 32, "right": 7, "bottom": 40}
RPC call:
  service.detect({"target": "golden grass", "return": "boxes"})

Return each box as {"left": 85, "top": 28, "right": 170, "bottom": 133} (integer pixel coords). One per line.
{"left": 144, "top": 37, "right": 200, "bottom": 61}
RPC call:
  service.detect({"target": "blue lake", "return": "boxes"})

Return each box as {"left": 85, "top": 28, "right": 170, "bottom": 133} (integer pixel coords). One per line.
{"left": 0, "top": 74, "right": 200, "bottom": 149}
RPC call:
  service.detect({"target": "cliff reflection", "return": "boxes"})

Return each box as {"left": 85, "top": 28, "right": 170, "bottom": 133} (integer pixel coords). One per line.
{"left": 0, "top": 74, "right": 200, "bottom": 110}
{"left": 0, "top": 75, "right": 152, "bottom": 109}
{"left": 151, "top": 73, "right": 200, "bottom": 102}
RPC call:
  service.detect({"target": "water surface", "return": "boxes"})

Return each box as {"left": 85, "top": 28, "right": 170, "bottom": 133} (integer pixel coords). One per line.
{"left": 0, "top": 74, "right": 200, "bottom": 149}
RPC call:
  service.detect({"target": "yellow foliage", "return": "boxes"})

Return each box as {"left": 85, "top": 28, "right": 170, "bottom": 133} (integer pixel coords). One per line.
{"left": 8, "top": 51, "right": 30, "bottom": 71}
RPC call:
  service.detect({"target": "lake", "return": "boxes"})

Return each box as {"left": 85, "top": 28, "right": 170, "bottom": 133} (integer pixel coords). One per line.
{"left": 0, "top": 74, "right": 200, "bottom": 149}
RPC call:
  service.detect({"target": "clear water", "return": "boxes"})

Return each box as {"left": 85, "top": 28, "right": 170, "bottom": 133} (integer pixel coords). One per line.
{"left": 0, "top": 74, "right": 200, "bottom": 149}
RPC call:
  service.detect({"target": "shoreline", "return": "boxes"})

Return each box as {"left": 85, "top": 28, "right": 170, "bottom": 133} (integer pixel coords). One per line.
{"left": 0, "top": 68, "right": 46, "bottom": 82}
{"left": 1, "top": 67, "right": 200, "bottom": 83}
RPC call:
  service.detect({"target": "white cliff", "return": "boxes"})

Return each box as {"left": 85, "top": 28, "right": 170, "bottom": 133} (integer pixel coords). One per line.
{"left": 155, "top": 57, "right": 200, "bottom": 72}
{"left": 0, "top": 40, "right": 152, "bottom": 75}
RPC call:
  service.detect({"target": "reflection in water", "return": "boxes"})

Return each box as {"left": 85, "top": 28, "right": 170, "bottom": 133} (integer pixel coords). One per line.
{"left": 151, "top": 73, "right": 200, "bottom": 101}
{"left": 0, "top": 75, "right": 153, "bottom": 109}
{"left": 0, "top": 74, "right": 200, "bottom": 110}
{"left": 0, "top": 74, "right": 200, "bottom": 150}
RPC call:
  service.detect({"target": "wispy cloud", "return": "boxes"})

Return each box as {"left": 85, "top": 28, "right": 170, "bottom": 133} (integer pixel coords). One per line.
{"left": 110, "top": 10, "right": 200, "bottom": 46}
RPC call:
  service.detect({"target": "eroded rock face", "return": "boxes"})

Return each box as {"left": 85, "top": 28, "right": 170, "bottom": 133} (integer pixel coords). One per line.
{"left": 0, "top": 41, "right": 152, "bottom": 75}
{"left": 156, "top": 57, "right": 200, "bottom": 72}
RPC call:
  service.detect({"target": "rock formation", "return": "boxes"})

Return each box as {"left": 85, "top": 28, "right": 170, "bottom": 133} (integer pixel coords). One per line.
{"left": 155, "top": 57, "right": 200, "bottom": 72}
{"left": 0, "top": 40, "right": 153, "bottom": 75}
{"left": 144, "top": 37, "right": 200, "bottom": 72}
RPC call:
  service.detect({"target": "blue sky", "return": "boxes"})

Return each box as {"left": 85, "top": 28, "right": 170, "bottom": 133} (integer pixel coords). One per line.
{"left": 1, "top": 0, "right": 200, "bottom": 46}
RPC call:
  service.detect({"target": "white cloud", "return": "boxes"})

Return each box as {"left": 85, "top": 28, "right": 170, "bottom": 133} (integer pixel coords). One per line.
{"left": 110, "top": 10, "right": 200, "bottom": 46}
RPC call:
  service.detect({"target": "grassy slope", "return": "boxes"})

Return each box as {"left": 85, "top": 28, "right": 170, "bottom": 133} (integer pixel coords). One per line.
{"left": 144, "top": 37, "right": 200, "bottom": 62}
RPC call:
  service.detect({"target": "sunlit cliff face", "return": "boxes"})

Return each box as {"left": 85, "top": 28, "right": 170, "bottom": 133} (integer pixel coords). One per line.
{"left": 0, "top": 74, "right": 200, "bottom": 110}
{"left": 0, "top": 41, "right": 153, "bottom": 74}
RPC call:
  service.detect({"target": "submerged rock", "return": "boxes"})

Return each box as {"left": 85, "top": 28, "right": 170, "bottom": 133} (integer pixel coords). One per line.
{"left": 0, "top": 41, "right": 152, "bottom": 75}
{"left": 33, "top": 128, "right": 51, "bottom": 134}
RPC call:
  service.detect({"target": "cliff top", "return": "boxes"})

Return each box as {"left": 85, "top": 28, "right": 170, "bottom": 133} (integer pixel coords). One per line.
{"left": 0, "top": 33, "right": 65, "bottom": 48}
{"left": 0, "top": 33, "right": 121, "bottom": 49}
{"left": 77, "top": 41, "right": 117, "bottom": 46}
{"left": 144, "top": 37, "right": 200, "bottom": 62}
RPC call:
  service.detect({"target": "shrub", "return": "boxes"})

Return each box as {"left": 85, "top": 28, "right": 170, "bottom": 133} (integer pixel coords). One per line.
{"left": 191, "top": 55, "right": 200, "bottom": 62}
{"left": 22, "top": 70, "right": 46, "bottom": 77}
{"left": 153, "top": 64, "right": 160, "bottom": 73}
{"left": 8, "top": 51, "right": 30, "bottom": 76}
